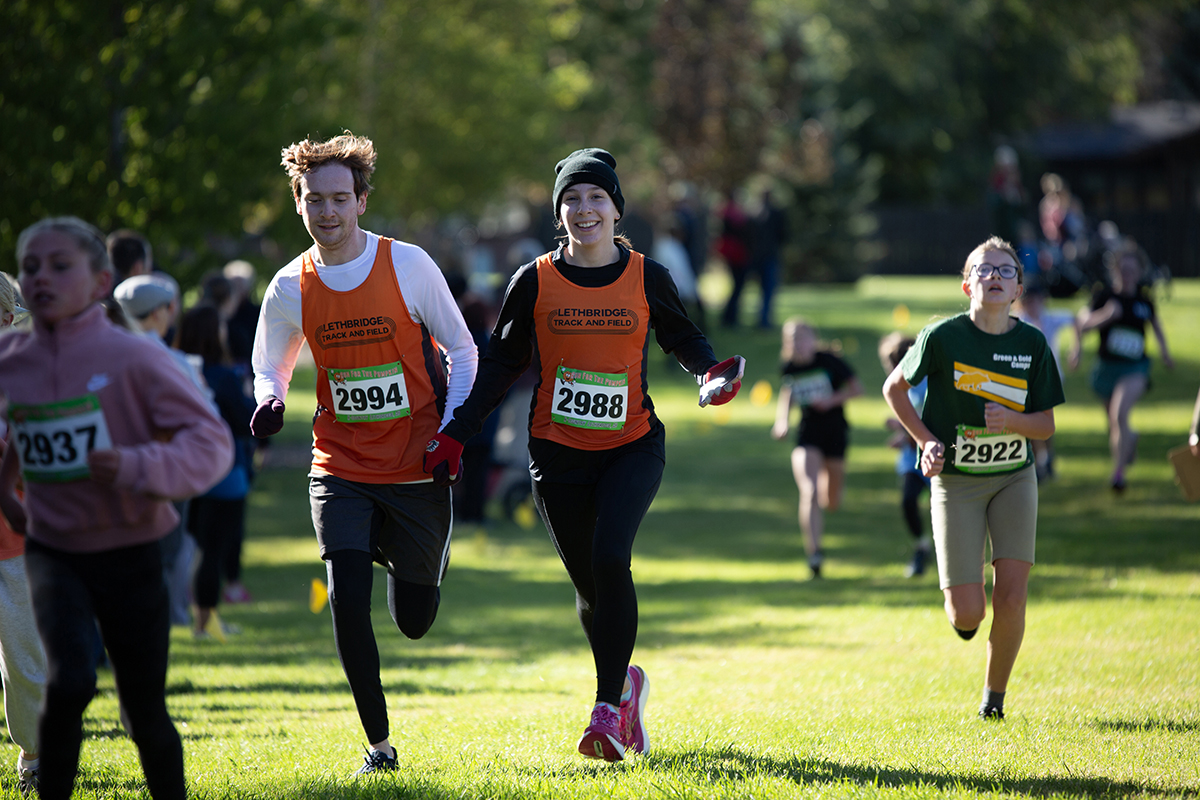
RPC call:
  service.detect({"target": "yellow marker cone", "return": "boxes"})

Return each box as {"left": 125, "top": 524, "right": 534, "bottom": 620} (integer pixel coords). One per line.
{"left": 309, "top": 578, "right": 329, "bottom": 614}
{"left": 514, "top": 499, "right": 537, "bottom": 530}
{"left": 892, "top": 303, "right": 911, "bottom": 327}
{"left": 749, "top": 379, "right": 773, "bottom": 407}
{"left": 205, "top": 610, "right": 227, "bottom": 643}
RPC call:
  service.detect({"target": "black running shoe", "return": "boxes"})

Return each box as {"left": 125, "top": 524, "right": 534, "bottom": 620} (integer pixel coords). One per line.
{"left": 353, "top": 746, "right": 397, "bottom": 776}
{"left": 979, "top": 706, "right": 1005, "bottom": 721}
{"left": 953, "top": 624, "right": 978, "bottom": 641}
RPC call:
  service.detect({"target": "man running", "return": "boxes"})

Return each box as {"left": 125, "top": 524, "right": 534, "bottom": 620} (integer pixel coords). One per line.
{"left": 251, "top": 133, "right": 477, "bottom": 775}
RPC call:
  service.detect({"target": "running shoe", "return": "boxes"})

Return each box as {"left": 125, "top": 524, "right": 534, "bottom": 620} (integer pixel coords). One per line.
{"left": 808, "top": 550, "right": 824, "bottom": 579}
{"left": 979, "top": 705, "right": 1005, "bottom": 721}
{"left": 905, "top": 547, "right": 927, "bottom": 578}
{"left": 222, "top": 583, "right": 253, "bottom": 604}
{"left": 619, "top": 665, "right": 650, "bottom": 755}
{"left": 353, "top": 746, "right": 397, "bottom": 775}
{"left": 577, "top": 703, "right": 624, "bottom": 762}
{"left": 17, "top": 764, "right": 38, "bottom": 798}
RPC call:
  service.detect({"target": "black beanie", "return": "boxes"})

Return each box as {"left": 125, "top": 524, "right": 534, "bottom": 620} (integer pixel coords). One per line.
{"left": 552, "top": 148, "right": 625, "bottom": 218}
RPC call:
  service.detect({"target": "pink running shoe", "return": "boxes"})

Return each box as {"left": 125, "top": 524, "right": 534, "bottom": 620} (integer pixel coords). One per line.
{"left": 619, "top": 665, "right": 650, "bottom": 755}
{"left": 577, "top": 703, "right": 624, "bottom": 761}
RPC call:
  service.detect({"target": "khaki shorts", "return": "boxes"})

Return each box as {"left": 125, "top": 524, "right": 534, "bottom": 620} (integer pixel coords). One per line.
{"left": 930, "top": 464, "right": 1037, "bottom": 589}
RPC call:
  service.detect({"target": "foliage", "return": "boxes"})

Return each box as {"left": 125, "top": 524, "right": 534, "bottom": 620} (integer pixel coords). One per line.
{"left": 328, "top": 0, "right": 584, "bottom": 224}
{"left": 775, "top": 0, "right": 1159, "bottom": 205}
{"left": 0, "top": 0, "right": 342, "bottom": 283}
{"left": 1, "top": 0, "right": 1189, "bottom": 289}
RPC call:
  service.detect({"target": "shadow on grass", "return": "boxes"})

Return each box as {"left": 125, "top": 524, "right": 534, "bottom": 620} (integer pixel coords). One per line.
{"left": 640, "top": 744, "right": 1195, "bottom": 799}
{"left": 1095, "top": 717, "right": 1200, "bottom": 734}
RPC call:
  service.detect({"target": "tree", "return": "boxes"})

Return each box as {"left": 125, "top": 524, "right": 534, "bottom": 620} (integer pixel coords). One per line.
{"left": 0, "top": 0, "right": 343, "bottom": 284}
{"left": 650, "top": 0, "right": 768, "bottom": 192}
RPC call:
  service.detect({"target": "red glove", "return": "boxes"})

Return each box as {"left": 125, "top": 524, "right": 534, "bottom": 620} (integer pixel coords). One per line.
{"left": 250, "top": 396, "right": 286, "bottom": 438}
{"left": 699, "top": 355, "right": 745, "bottom": 407}
{"left": 423, "top": 432, "right": 464, "bottom": 487}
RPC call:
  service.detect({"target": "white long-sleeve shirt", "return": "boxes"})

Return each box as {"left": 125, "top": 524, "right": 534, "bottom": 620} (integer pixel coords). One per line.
{"left": 252, "top": 232, "right": 478, "bottom": 430}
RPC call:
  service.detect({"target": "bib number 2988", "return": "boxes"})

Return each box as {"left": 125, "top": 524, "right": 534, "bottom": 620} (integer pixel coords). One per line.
{"left": 552, "top": 367, "right": 628, "bottom": 431}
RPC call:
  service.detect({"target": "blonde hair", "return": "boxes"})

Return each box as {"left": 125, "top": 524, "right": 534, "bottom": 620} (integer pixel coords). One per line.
{"left": 0, "top": 272, "right": 14, "bottom": 317}
{"left": 961, "top": 235, "right": 1022, "bottom": 284}
{"left": 17, "top": 217, "right": 112, "bottom": 276}
{"left": 281, "top": 132, "right": 377, "bottom": 200}
{"left": 780, "top": 317, "right": 814, "bottom": 362}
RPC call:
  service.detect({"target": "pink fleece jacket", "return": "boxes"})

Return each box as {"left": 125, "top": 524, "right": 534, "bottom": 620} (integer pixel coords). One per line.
{"left": 0, "top": 304, "right": 233, "bottom": 553}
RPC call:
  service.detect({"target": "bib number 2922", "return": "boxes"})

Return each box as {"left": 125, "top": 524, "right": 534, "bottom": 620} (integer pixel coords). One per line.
{"left": 954, "top": 425, "right": 1027, "bottom": 474}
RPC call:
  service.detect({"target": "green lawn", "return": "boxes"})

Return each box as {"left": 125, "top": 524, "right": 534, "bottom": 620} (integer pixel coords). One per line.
{"left": 3, "top": 277, "right": 1198, "bottom": 799}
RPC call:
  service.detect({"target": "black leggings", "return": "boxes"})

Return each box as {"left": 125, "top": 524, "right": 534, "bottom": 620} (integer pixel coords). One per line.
{"left": 189, "top": 496, "right": 245, "bottom": 608}
{"left": 531, "top": 443, "right": 664, "bottom": 706}
{"left": 24, "top": 539, "right": 184, "bottom": 800}
{"left": 901, "top": 472, "right": 928, "bottom": 539}
{"left": 325, "top": 549, "right": 440, "bottom": 743}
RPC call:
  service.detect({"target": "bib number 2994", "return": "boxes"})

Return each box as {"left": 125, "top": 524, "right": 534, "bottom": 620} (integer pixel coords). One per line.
{"left": 327, "top": 361, "right": 411, "bottom": 423}
{"left": 552, "top": 366, "right": 628, "bottom": 431}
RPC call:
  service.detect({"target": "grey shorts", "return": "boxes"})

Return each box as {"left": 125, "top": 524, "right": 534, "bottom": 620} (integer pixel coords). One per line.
{"left": 309, "top": 475, "right": 452, "bottom": 586}
{"left": 930, "top": 464, "right": 1037, "bottom": 589}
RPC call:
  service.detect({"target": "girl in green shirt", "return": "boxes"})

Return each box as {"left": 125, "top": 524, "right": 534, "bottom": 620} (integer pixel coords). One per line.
{"left": 882, "top": 236, "right": 1064, "bottom": 720}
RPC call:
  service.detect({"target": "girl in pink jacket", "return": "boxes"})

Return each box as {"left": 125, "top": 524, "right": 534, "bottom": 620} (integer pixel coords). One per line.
{"left": 0, "top": 217, "right": 233, "bottom": 800}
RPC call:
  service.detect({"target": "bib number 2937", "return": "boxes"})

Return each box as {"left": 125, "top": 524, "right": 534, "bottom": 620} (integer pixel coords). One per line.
{"left": 10, "top": 394, "right": 113, "bottom": 483}
{"left": 954, "top": 425, "right": 1027, "bottom": 474}
{"left": 552, "top": 366, "right": 627, "bottom": 431}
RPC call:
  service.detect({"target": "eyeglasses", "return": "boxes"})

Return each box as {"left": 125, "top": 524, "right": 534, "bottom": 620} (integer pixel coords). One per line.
{"left": 972, "top": 263, "right": 1018, "bottom": 279}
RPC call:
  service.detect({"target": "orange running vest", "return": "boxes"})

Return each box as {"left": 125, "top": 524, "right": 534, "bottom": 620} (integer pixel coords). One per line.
{"left": 530, "top": 251, "right": 652, "bottom": 450}
{"left": 300, "top": 239, "right": 445, "bottom": 483}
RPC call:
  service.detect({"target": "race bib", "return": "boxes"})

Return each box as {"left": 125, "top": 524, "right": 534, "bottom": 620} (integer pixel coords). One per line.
{"left": 552, "top": 366, "right": 627, "bottom": 431}
{"left": 787, "top": 371, "right": 834, "bottom": 407}
{"left": 327, "top": 361, "right": 411, "bottom": 423}
{"left": 9, "top": 395, "right": 113, "bottom": 483}
{"left": 1106, "top": 327, "right": 1145, "bottom": 360}
{"left": 953, "top": 425, "right": 1027, "bottom": 474}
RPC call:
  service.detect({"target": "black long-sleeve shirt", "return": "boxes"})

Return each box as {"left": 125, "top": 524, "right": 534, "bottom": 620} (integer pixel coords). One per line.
{"left": 443, "top": 244, "right": 717, "bottom": 446}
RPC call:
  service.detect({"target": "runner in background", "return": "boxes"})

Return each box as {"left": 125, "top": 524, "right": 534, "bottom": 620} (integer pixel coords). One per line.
{"left": 883, "top": 236, "right": 1064, "bottom": 721}
{"left": 771, "top": 318, "right": 862, "bottom": 578}
{"left": 878, "top": 332, "right": 931, "bottom": 578}
{"left": 251, "top": 133, "right": 477, "bottom": 775}
{"left": 0, "top": 273, "right": 45, "bottom": 798}
{"left": 1077, "top": 242, "right": 1173, "bottom": 491}
{"left": 424, "top": 148, "right": 742, "bottom": 761}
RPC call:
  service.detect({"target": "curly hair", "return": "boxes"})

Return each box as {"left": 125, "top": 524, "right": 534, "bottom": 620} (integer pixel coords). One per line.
{"left": 281, "top": 132, "right": 376, "bottom": 200}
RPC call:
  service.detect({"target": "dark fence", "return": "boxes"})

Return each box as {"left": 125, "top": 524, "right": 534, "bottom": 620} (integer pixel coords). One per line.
{"left": 868, "top": 206, "right": 991, "bottom": 276}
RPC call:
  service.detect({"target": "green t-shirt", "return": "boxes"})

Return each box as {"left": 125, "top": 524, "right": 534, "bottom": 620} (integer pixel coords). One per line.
{"left": 900, "top": 313, "right": 1065, "bottom": 477}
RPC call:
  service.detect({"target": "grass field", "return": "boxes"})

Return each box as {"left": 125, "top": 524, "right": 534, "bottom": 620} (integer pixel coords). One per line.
{"left": 3, "top": 277, "right": 1198, "bottom": 799}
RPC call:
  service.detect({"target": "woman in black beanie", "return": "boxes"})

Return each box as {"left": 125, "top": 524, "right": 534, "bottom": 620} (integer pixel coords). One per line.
{"left": 424, "top": 148, "right": 744, "bottom": 761}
